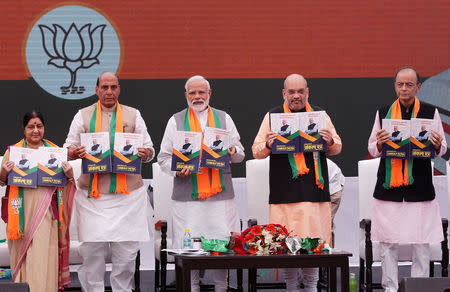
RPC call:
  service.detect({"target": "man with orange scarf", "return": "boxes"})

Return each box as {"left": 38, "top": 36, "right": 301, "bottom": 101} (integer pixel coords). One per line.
{"left": 252, "top": 74, "right": 342, "bottom": 292}
{"left": 158, "top": 75, "right": 244, "bottom": 292}
{"left": 64, "top": 72, "right": 155, "bottom": 292}
{"left": 368, "top": 66, "right": 447, "bottom": 292}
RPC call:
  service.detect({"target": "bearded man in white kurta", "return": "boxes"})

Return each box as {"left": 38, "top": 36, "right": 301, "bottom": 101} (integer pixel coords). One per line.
{"left": 64, "top": 72, "right": 154, "bottom": 292}
{"left": 158, "top": 75, "right": 244, "bottom": 292}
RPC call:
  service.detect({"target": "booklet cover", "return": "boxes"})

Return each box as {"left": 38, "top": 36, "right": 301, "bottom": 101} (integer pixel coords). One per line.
{"left": 410, "top": 118, "right": 437, "bottom": 159}
{"left": 382, "top": 119, "right": 411, "bottom": 159}
{"left": 81, "top": 132, "right": 111, "bottom": 173}
{"left": 171, "top": 131, "right": 202, "bottom": 173}
{"left": 37, "top": 147, "right": 67, "bottom": 187}
{"left": 298, "top": 111, "right": 327, "bottom": 152}
{"left": 200, "top": 127, "right": 230, "bottom": 170}
{"left": 112, "top": 133, "right": 143, "bottom": 174}
{"left": 270, "top": 113, "right": 300, "bottom": 153}
{"left": 8, "top": 146, "right": 38, "bottom": 188}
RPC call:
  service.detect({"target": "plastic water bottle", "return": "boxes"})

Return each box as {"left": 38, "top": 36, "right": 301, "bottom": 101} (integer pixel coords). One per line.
{"left": 183, "top": 228, "right": 192, "bottom": 249}
{"left": 349, "top": 272, "right": 357, "bottom": 292}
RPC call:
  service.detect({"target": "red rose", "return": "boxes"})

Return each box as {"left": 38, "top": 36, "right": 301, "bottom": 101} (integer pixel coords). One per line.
{"left": 249, "top": 245, "right": 258, "bottom": 253}
{"left": 245, "top": 232, "right": 255, "bottom": 242}
{"left": 265, "top": 224, "right": 276, "bottom": 234}
{"left": 252, "top": 225, "right": 262, "bottom": 235}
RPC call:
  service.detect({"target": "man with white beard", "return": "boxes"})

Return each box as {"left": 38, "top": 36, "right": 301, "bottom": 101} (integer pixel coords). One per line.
{"left": 157, "top": 75, "right": 245, "bottom": 292}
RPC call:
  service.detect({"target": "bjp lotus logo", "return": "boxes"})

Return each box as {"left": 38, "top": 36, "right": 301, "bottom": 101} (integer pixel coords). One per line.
{"left": 39, "top": 23, "right": 106, "bottom": 94}
{"left": 25, "top": 5, "right": 121, "bottom": 100}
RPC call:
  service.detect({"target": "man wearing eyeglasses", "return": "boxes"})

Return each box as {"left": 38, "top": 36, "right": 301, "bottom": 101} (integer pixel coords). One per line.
{"left": 64, "top": 71, "right": 155, "bottom": 292}
{"left": 368, "top": 66, "right": 447, "bottom": 292}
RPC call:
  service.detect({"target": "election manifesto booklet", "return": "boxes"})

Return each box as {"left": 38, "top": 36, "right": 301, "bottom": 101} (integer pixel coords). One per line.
{"left": 299, "top": 111, "right": 327, "bottom": 152}
{"left": 200, "top": 127, "right": 230, "bottom": 170}
{"left": 382, "top": 119, "right": 411, "bottom": 159}
{"left": 270, "top": 113, "right": 300, "bottom": 153}
{"left": 8, "top": 146, "right": 38, "bottom": 188}
{"left": 80, "top": 132, "right": 112, "bottom": 173}
{"left": 113, "top": 133, "right": 143, "bottom": 174}
{"left": 410, "top": 118, "right": 437, "bottom": 159}
{"left": 171, "top": 131, "right": 202, "bottom": 173}
{"left": 37, "top": 147, "right": 67, "bottom": 187}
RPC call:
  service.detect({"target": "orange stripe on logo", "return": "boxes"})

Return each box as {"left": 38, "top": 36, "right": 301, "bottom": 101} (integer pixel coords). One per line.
{"left": 385, "top": 140, "right": 400, "bottom": 149}
{"left": 84, "top": 153, "right": 101, "bottom": 163}
{"left": 113, "top": 150, "right": 131, "bottom": 163}
{"left": 38, "top": 164, "right": 56, "bottom": 176}
{"left": 410, "top": 137, "right": 426, "bottom": 149}
{"left": 276, "top": 135, "right": 289, "bottom": 144}
{"left": 299, "top": 131, "right": 317, "bottom": 142}
{"left": 202, "top": 144, "right": 220, "bottom": 159}
{"left": 12, "top": 166, "right": 27, "bottom": 177}
{"left": 173, "top": 148, "right": 190, "bottom": 162}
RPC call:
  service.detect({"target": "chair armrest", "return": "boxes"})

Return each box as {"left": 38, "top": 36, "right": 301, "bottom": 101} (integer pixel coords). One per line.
{"left": 155, "top": 220, "right": 168, "bottom": 250}
{"left": 155, "top": 220, "right": 168, "bottom": 232}
{"left": 441, "top": 218, "right": 449, "bottom": 277}
{"left": 359, "top": 218, "right": 371, "bottom": 231}
{"left": 247, "top": 218, "right": 258, "bottom": 228}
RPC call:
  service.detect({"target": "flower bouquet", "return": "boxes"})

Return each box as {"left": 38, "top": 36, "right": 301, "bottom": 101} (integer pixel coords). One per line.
{"left": 232, "top": 224, "right": 289, "bottom": 255}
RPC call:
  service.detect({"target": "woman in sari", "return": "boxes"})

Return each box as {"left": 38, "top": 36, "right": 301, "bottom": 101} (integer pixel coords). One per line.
{"left": 0, "top": 110, "right": 76, "bottom": 291}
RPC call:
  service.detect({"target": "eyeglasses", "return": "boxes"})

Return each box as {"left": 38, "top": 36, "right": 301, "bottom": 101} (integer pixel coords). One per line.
{"left": 395, "top": 82, "right": 416, "bottom": 89}
{"left": 100, "top": 85, "right": 119, "bottom": 91}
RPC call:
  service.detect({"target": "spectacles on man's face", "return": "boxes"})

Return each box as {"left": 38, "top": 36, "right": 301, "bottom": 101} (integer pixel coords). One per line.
{"left": 100, "top": 84, "right": 119, "bottom": 91}
{"left": 395, "top": 82, "right": 416, "bottom": 89}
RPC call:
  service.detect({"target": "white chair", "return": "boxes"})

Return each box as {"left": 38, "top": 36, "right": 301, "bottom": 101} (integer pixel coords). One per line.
{"left": 67, "top": 159, "right": 83, "bottom": 266}
{"left": 246, "top": 157, "right": 270, "bottom": 227}
{"left": 358, "top": 158, "right": 448, "bottom": 292}
{"left": 152, "top": 162, "right": 175, "bottom": 291}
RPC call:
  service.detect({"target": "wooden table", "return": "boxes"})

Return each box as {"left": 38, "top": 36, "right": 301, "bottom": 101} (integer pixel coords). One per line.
{"left": 175, "top": 251, "right": 352, "bottom": 292}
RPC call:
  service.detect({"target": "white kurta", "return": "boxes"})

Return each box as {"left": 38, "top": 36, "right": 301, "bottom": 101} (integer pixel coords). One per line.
{"left": 368, "top": 108, "right": 447, "bottom": 244}
{"left": 157, "top": 107, "right": 245, "bottom": 247}
{"left": 75, "top": 185, "right": 152, "bottom": 242}
{"left": 64, "top": 105, "right": 155, "bottom": 242}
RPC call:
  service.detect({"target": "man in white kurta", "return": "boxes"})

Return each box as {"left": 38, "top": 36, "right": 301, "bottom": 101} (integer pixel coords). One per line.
{"left": 368, "top": 67, "right": 446, "bottom": 292}
{"left": 64, "top": 72, "right": 154, "bottom": 292}
{"left": 158, "top": 75, "right": 244, "bottom": 292}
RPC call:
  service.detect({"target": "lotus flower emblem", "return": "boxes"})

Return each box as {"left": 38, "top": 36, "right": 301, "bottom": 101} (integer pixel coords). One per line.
{"left": 39, "top": 23, "right": 106, "bottom": 95}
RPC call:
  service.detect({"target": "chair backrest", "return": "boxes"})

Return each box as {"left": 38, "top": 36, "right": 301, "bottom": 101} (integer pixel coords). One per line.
{"left": 358, "top": 158, "right": 380, "bottom": 220}
{"left": 246, "top": 157, "right": 270, "bottom": 225}
{"left": 67, "top": 159, "right": 82, "bottom": 241}
{"left": 152, "top": 163, "right": 174, "bottom": 237}
{"left": 447, "top": 161, "right": 450, "bottom": 216}
{"left": 0, "top": 156, "right": 6, "bottom": 241}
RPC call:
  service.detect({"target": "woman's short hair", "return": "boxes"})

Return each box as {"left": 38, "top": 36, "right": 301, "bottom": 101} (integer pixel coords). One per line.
{"left": 23, "top": 110, "right": 45, "bottom": 128}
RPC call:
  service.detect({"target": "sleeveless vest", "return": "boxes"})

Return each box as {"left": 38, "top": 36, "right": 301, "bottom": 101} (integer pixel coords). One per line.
{"left": 268, "top": 105, "right": 330, "bottom": 204}
{"left": 77, "top": 103, "right": 144, "bottom": 193}
{"left": 171, "top": 108, "right": 235, "bottom": 202}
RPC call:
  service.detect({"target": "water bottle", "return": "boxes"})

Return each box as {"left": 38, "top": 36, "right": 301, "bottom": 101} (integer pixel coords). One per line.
{"left": 349, "top": 272, "right": 357, "bottom": 292}
{"left": 183, "top": 228, "right": 192, "bottom": 249}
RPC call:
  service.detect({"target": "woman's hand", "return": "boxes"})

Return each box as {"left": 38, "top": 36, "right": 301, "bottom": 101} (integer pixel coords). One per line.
{"left": 61, "top": 162, "right": 74, "bottom": 180}
{"left": 1, "top": 161, "right": 14, "bottom": 175}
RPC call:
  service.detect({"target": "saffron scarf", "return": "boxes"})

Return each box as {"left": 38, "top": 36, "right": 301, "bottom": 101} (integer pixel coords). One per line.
{"left": 284, "top": 102, "right": 325, "bottom": 189}
{"left": 88, "top": 100, "right": 129, "bottom": 198}
{"left": 383, "top": 97, "right": 420, "bottom": 189}
{"left": 184, "top": 106, "right": 225, "bottom": 199}
{"left": 7, "top": 138, "right": 64, "bottom": 240}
